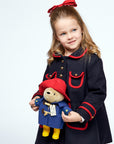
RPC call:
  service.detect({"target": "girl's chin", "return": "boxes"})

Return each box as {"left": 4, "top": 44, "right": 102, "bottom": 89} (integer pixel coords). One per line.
{"left": 65, "top": 47, "right": 79, "bottom": 52}
{"left": 64, "top": 48, "right": 79, "bottom": 56}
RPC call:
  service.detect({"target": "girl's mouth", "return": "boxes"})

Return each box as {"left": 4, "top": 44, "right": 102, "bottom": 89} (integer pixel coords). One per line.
{"left": 68, "top": 40, "right": 76, "bottom": 44}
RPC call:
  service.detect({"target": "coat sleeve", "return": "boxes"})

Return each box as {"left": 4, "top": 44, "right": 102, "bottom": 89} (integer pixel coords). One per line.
{"left": 77, "top": 54, "right": 106, "bottom": 122}
{"left": 58, "top": 101, "right": 72, "bottom": 115}
{"left": 32, "top": 65, "right": 49, "bottom": 99}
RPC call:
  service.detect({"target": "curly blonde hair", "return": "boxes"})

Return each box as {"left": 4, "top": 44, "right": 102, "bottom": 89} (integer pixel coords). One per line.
{"left": 48, "top": 6, "right": 101, "bottom": 64}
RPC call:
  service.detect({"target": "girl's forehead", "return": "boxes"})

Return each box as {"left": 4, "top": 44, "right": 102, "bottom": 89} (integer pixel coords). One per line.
{"left": 56, "top": 16, "right": 78, "bottom": 23}
{"left": 54, "top": 17, "right": 79, "bottom": 29}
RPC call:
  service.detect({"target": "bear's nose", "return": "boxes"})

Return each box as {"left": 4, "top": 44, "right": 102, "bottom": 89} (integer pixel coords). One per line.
{"left": 47, "top": 92, "right": 50, "bottom": 94}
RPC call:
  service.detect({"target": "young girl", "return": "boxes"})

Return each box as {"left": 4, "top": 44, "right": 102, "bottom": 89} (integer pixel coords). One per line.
{"left": 29, "top": 0, "right": 112, "bottom": 143}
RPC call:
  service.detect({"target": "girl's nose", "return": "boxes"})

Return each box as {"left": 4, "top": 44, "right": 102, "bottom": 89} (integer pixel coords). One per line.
{"left": 67, "top": 33, "right": 73, "bottom": 40}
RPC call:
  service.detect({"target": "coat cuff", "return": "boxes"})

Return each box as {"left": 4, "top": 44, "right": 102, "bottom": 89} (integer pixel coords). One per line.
{"left": 32, "top": 91, "right": 42, "bottom": 99}
{"left": 77, "top": 102, "right": 96, "bottom": 122}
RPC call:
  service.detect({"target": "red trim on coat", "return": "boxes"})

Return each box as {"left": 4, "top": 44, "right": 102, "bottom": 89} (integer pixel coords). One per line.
{"left": 45, "top": 71, "right": 57, "bottom": 79}
{"left": 79, "top": 106, "right": 92, "bottom": 120}
{"left": 39, "top": 125, "right": 43, "bottom": 128}
{"left": 66, "top": 122, "right": 88, "bottom": 130}
{"left": 69, "top": 72, "right": 84, "bottom": 88}
{"left": 53, "top": 53, "right": 61, "bottom": 58}
{"left": 32, "top": 91, "right": 42, "bottom": 99}
{"left": 82, "top": 102, "right": 96, "bottom": 116}
{"left": 69, "top": 48, "right": 87, "bottom": 59}
{"left": 68, "top": 102, "right": 71, "bottom": 108}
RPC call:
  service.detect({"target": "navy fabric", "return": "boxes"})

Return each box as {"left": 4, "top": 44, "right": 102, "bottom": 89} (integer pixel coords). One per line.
{"left": 34, "top": 47, "right": 112, "bottom": 144}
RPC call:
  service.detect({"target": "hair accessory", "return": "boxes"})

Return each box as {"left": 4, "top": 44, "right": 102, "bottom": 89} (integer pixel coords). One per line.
{"left": 48, "top": 0, "right": 77, "bottom": 14}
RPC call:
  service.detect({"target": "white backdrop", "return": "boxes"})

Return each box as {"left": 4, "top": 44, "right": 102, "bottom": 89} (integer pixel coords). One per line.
{"left": 0, "top": 0, "right": 114, "bottom": 143}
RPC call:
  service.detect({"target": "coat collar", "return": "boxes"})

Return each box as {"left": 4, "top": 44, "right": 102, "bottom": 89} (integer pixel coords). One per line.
{"left": 53, "top": 47, "right": 87, "bottom": 59}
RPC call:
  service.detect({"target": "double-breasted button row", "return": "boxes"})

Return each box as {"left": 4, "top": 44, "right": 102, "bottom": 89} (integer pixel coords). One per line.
{"left": 59, "top": 59, "right": 65, "bottom": 78}
{"left": 61, "top": 66, "right": 64, "bottom": 70}
{"left": 61, "top": 60, "right": 64, "bottom": 63}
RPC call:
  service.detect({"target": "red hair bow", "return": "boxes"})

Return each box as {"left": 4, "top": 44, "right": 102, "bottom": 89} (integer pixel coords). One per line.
{"left": 48, "top": 0, "right": 77, "bottom": 14}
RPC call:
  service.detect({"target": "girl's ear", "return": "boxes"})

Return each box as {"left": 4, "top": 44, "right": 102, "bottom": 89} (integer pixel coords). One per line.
{"left": 81, "top": 32, "right": 83, "bottom": 36}
{"left": 56, "top": 36, "right": 60, "bottom": 41}
{"left": 81, "top": 29, "right": 83, "bottom": 36}
{"left": 53, "top": 33, "right": 59, "bottom": 41}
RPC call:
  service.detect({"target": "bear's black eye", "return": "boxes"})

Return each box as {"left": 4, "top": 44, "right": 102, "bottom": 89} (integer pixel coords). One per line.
{"left": 54, "top": 93, "right": 56, "bottom": 95}
{"left": 47, "top": 92, "right": 50, "bottom": 94}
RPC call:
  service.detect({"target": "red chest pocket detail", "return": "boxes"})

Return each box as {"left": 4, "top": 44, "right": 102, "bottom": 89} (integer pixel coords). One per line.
{"left": 45, "top": 72, "right": 57, "bottom": 79}
{"left": 69, "top": 71, "right": 85, "bottom": 88}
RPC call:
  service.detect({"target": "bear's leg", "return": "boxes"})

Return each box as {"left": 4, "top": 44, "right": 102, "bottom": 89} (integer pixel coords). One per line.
{"left": 42, "top": 125, "right": 50, "bottom": 137}
{"left": 52, "top": 128, "right": 60, "bottom": 140}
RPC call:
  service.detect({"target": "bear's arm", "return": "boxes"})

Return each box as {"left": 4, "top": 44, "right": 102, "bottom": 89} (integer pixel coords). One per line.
{"left": 35, "top": 97, "right": 44, "bottom": 107}
{"left": 58, "top": 101, "right": 72, "bottom": 115}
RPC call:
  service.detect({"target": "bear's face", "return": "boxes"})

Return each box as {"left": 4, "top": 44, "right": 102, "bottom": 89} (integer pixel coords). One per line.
{"left": 43, "top": 88, "right": 64, "bottom": 103}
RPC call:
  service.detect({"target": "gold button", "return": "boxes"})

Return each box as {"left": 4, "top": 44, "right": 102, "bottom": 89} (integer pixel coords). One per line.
{"left": 92, "top": 116, "right": 94, "bottom": 119}
{"left": 61, "top": 60, "right": 64, "bottom": 63}
{"left": 61, "top": 66, "right": 64, "bottom": 70}
{"left": 75, "top": 73, "right": 78, "bottom": 76}
{"left": 49, "top": 75, "right": 52, "bottom": 77}
{"left": 59, "top": 74, "right": 63, "bottom": 77}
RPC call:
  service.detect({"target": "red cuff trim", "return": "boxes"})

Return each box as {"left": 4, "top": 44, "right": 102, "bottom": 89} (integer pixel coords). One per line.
{"left": 32, "top": 91, "right": 42, "bottom": 99}
{"left": 82, "top": 102, "right": 96, "bottom": 116}
{"left": 69, "top": 48, "right": 87, "bottom": 59}
{"left": 79, "top": 106, "right": 92, "bottom": 120}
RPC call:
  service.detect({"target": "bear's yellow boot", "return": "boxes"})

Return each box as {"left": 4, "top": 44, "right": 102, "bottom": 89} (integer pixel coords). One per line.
{"left": 42, "top": 125, "right": 50, "bottom": 137}
{"left": 52, "top": 128, "right": 60, "bottom": 140}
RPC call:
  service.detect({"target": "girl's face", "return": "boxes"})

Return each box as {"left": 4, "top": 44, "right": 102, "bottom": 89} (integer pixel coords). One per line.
{"left": 54, "top": 17, "right": 82, "bottom": 56}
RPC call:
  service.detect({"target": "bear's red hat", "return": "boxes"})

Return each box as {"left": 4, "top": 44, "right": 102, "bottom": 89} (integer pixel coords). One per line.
{"left": 39, "top": 78, "right": 70, "bottom": 102}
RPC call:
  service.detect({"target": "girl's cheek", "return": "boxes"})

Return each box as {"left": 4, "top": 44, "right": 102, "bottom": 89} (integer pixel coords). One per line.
{"left": 62, "top": 37, "right": 67, "bottom": 42}
{"left": 59, "top": 38, "right": 65, "bottom": 44}
{"left": 76, "top": 34, "right": 82, "bottom": 40}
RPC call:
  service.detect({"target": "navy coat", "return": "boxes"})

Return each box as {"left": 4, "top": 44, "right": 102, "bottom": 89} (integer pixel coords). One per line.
{"left": 33, "top": 47, "right": 112, "bottom": 144}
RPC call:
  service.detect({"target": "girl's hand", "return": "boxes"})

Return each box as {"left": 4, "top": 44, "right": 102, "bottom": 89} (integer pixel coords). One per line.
{"left": 62, "top": 111, "right": 82, "bottom": 122}
{"left": 29, "top": 96, "right": 40, "bottom": 111}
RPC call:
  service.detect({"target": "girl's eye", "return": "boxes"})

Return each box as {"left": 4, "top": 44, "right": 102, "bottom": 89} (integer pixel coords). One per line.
{"left": 61, "top": 32, "right": 66, "bottom": 36}
{"left": 72, "top": 29, "right": 76, "bottom": 32}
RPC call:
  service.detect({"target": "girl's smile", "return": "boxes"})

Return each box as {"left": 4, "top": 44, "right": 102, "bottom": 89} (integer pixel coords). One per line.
{"left": 54, "top": 17, "right": 82, "bottom": 56}
{"left": 68, "top": 40, "right": 76, "bottom": 44}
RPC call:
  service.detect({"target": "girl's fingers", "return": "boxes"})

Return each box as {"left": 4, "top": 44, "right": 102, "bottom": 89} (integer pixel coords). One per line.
{"left": 62, "top": 111, "right": 69, "bottom": 122}
{"left": 32, "top": 106, "right": 39, "bottom": 111}
{"left": 29, "top": 99, "right": 35, "bottom": 106}
{"left": 29, "top": 96, "right": 40, "bottom": 108}
{"left": 29, "top": 97, "right": 40, "bottom": 112}
{"left": 62, "top": 111, "right": 82, "bottom": 122}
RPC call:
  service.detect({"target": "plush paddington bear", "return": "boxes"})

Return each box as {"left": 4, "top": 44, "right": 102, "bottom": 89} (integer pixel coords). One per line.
{"left": 35, "top": 78, "right": 72, "bottom": 140}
